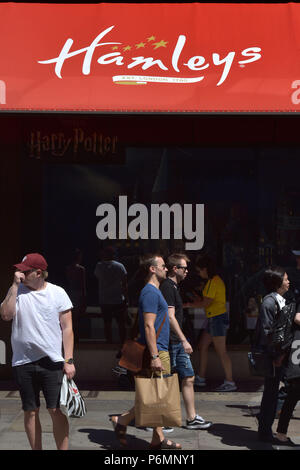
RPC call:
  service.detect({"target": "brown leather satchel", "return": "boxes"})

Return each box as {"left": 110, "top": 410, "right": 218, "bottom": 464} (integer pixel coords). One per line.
{"left": 119, "top": 312, "right": 167, "bottom": 373}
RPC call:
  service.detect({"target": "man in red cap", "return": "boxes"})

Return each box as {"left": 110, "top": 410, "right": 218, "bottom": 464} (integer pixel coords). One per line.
{"left": 0, "top": 253, "right": 75, "bottom": 450}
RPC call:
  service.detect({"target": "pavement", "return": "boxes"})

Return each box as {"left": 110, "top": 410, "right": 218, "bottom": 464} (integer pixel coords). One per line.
{"left": 0, "top": 379, "right": 300, "bottom": 451}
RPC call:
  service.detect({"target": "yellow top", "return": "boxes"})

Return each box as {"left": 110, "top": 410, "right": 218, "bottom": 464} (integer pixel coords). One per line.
{"left": 202, "top": 275, "right": 226, "bottom": 318}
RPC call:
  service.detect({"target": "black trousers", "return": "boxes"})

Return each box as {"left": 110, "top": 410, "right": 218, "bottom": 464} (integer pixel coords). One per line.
{"left": 277, "top": 379, "right": 300, "bottom": 434}
{"left": 258, "top": 366, "right": 282, "bottom": 438}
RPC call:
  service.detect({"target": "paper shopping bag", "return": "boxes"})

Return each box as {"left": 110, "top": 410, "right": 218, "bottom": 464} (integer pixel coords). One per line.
{"left": 134, "top": 373, "right": 182, "bottom": 428}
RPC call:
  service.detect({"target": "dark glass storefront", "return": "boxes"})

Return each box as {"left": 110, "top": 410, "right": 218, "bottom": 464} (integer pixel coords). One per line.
{"left": 1, "top": 114, "right": 299, "bottom": 351}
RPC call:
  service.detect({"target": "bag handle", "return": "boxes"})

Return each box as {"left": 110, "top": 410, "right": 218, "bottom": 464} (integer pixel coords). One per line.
{"left": 151, "top": 371, "right": 163, "bottom": 379}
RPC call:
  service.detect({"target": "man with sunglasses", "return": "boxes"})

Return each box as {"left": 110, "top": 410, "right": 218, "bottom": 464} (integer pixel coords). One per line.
{"left": 0, "top": 253, "right": 75, "bottom": 450}
{"left": 111, "top": 254, "right": 182, "bottom": 450}
{"left": 160, "top": 253, "right": 212, "bottom": 430}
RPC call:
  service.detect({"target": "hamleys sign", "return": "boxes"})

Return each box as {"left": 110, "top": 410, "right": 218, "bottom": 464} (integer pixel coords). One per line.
{"left": 0, "top": 3, "right": 300, "bottom": 112}
{"left": 38, "top": 25, "right": 262, "bottom": 87}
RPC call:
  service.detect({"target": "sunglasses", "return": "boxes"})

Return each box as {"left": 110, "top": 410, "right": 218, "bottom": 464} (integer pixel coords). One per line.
{"left": 176, "top": 265, "right": 188, "bottom": 272}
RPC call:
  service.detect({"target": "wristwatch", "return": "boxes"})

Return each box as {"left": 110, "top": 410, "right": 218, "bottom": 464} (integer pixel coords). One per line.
{"left": 65, "top": 358, "right": 74, "bottom": 365}
{"left": 151, "top": 354, "right": 159, "bottom": 360}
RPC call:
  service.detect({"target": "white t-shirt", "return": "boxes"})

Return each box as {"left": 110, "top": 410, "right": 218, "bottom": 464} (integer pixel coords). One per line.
{"left": 10, "top": 282, "right": 73, "bottom": 367}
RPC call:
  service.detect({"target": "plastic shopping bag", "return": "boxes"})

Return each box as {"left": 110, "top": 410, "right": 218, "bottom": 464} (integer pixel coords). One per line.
{"left": 60, "top": 374, "right": 87, "bottom": 418}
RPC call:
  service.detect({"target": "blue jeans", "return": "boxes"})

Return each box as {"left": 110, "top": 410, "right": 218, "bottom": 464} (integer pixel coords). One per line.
{"left": 258, "top": 365, "right": 283, "bottom": 438}
{"left": 169, "top": 342, "right": 195, "bottom": 379}
{"left": 206, "top": 312, "right": 229, "bottom": 337}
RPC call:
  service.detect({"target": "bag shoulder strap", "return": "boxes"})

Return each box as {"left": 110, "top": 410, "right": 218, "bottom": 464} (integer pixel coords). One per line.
{"left": 156, "top": 312, "right": 167, "bottom": 339}
{"left": 133, "top": 311, "right": 167, "bottom": 342}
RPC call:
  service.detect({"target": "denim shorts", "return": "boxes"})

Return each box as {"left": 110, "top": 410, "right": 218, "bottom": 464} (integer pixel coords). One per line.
{"left": 13, "top": 356, "right": 64, "bottom": 411}
{"left": 169, "top": 342, "right": 195, "bottom": 379}
{"left": 206, "top": 312, "right": 229, "bottom": 337}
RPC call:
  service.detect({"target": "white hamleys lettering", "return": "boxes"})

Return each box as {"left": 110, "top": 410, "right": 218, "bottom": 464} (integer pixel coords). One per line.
{"left": 38, "top": 25, "right": 262, "bottom": 86}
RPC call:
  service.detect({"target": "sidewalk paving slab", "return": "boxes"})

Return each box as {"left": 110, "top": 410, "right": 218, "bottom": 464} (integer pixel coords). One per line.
{"left": 0, "top": 386, "right": 299, "bottom": 451}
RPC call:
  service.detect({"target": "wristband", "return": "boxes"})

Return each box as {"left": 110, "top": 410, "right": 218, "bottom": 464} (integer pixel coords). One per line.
{"left": 65, "top": 358, "right": 74, "bottom": 364}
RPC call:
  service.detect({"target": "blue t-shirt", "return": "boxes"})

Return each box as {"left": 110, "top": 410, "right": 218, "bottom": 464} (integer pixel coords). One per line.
{"left": 138, "top": 284, "right": 170, "bottom": 352}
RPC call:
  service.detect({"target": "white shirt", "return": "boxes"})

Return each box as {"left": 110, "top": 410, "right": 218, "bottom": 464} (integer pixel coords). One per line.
{"left": 10, "top": 282, "right": 73, "bottom": 367}
{"left": 275, "top": 293, "right": 286, "bottom": 310}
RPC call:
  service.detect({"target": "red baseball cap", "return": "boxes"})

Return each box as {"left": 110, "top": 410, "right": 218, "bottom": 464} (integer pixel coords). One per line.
{"left": 14, "top": 253, "right": 48, "bottom": 272}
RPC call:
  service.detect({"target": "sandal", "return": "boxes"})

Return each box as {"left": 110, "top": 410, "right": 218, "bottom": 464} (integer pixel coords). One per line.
{"left": 150, "top": 438, "right": 182, "bottom": 450}
{"left": 110, "top": 416, "right": 128, "bottom": 447}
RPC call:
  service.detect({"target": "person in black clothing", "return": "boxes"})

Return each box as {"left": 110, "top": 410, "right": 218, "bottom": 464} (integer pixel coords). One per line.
{"left": 276, "top": 250, "right": 300, "bottom": 416}
{"left": 275, "top": 309, "right": 300, "bottom": 446}
{"left": 160, "top": 253, "right": 212, "bottom": 430}
{"left": 256, "top": 266, "right": 290, "bottom": 443}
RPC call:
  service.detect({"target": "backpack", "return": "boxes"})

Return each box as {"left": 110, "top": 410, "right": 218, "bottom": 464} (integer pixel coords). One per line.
{"left": 271, "top": 301, "right": 296, "bottom": 350}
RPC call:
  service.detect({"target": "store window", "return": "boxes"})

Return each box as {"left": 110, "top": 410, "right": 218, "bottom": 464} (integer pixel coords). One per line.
{"left": 42, "top": 146, "right": 300, "bottom": 344}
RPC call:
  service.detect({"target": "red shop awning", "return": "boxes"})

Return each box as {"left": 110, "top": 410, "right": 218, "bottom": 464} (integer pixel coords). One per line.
{"left": 1, "top": 2, "right": 300, "bottom": 113}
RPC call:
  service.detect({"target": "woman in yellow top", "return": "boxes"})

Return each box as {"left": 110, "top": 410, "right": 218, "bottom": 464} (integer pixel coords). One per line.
{"left": 185, "top": 254, "right": 236, "bottom": 392}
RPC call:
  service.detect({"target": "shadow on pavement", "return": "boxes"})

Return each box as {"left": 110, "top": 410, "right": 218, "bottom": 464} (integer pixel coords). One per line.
{"left": 225, "top": 404, "right": 260, "bottom": 417}
{"left": 207, "top": 423, "right": 284, "bottom": 450}
{"left": 78, "top": 428, "right": 150, "bottom": 450}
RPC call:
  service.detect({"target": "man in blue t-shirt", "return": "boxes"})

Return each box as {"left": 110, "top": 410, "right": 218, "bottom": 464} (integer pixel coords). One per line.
{"left": 110, "top": 254, "right": 182, "bottom": 450}
{"left": 138, "top": 283, "right": 170, "bottom": 358}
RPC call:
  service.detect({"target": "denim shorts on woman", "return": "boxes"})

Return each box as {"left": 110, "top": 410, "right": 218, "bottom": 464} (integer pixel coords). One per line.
{"left": 206, "top": 312, "right": 229, "bottom": 337}
{"left": 13, "top": 356, "right": 64, "bottom": 411}
{"left": 169, "top": 342, "right": 195, "bottom": 379}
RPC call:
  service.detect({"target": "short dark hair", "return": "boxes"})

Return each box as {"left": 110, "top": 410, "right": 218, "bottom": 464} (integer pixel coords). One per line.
{"left": 139, "top": 253, "right": 161, "bottom": 280}
{"left": 263, "top": 266, "right": 286, "bottom": 293}
{"left": 102, "top": 246, "right": 115, "bottom": 261}
{"left": 167, "top": 253, "right": 190, "bottom": 273}
{"left": 195, "top": 254, "right": 217, "bottom": 279}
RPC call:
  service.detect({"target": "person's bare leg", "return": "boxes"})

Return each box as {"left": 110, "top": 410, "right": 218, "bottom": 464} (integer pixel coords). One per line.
{"left": 151, "top": 427, "right": 165, "bottom": 445}
{"left": 48, "top": 408, "right": 69, "bottom": 450}
{"left": 24, "top": 409, "right": 42, "bottom": 450}
{"left": 111, "top": 406, "right": 135, "bottom": 427}
{"left": 111, "top": 407, "right": 135, "bottom": 447}
{"left": 181, "top": 377, "right": 196, "bottom": 420}
{"left": 212, "top": 336, "right": 233, "bottom": 382}
{"left": 198, "top": 331, "right": 213, "bottom": 378}
{"left": 151, "top": 427, "right": 181, "bottom": 448}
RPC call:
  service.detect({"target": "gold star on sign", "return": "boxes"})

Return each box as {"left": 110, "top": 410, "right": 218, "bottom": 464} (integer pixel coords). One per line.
{"left": 112, "top": 46, "right": 119, "bottom": 51}
{"left": 123, "top": 45, "right": 131, "bottom": 51}
{"left": 147, "top": 35, "right": 156, "bottom": 42}
{"left": 136, "top": 42, "right": 146, "bottom": 49}
{"left": 153, "top": 40, "right": 168, "bottom": 50}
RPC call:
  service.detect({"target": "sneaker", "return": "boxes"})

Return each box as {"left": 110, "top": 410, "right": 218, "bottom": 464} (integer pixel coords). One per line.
{"left": 214, "top": 381, "right": 237, "bottom": 392}
{"left": 186, "top": 414, "right": 213, "bottom": 430}
{"left": 112, "top": 366, "right": 128, "bottom": 376}
{"left": 194, "top": 375, "right": 207, "bottom": 387}
{"left": 145, "top": 426, "right": 174, "bottom": 432}
{"left": 163, "top": 427, "right": 174, "bottom": 433}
